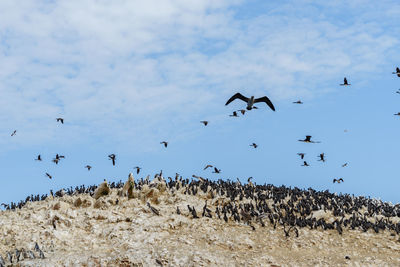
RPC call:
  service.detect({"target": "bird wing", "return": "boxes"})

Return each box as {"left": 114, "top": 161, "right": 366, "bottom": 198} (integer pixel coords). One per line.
{"left": 254, "top": 96, "right": 275, "bottom": 111}
{"left": 225, "top": 93, "right": 248, "bottom": 106}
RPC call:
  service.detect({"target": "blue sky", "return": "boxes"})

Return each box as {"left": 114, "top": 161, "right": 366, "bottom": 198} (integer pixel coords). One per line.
{"left": 1, "top": 0, "right": 400, "bottom": 205}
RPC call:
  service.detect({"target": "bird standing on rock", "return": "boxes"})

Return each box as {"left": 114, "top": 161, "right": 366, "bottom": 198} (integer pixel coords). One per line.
{"left": 225, "top": 93, "right": 275, "bottom": 111}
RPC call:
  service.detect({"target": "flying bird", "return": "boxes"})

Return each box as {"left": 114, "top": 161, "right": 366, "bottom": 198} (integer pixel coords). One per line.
{"left": 297, "top": 153, "right": 305, "bottom": 159}
{"left": 35, "top": 155, "right": 42, "bottom": 161}
{"left": 45, "top": 173, "right": 52, "bottom": 179}
{"left": 212, "top": 167, "right": 221, "bottom": 174}
{"left": 340, "top": 77, "right": 351, "bottom": 86}
{"left": 108, "top": 154, "right": 116, "bottom": 166}
{"left": 204, "top": 165, "right": 213, "bottom": 170}
{"left": 134, "top": 166, "right": 142, "bottom": 174}
{"left": 293, "top": 100, "right": 303, "bottom": 104}
{"left": 55, "top": 154, "right": 65, "bottom": 160}
{"left": 238, "top": 109, "right": 246, "bottom": 115}
{"left": 302, "top": 161, "right": 309, "bottom": 167}
{"left": 250, "top": 143, "right": 258, "bottom": 148}
{"left": 342, "top": 163, "right": 348, "bottom": 167}
{"left": 56, "top": 118, "right": 64, "bottom": 124}
{"left": 298, "top": 135, "right": 320, "bottom": 143}
{"left": 225, "top": 93, "right": 275, "bottom": 111}
{"left": 318, "top": 153, "right": 325, "bottom": 162}
{"left": 394, "top": 112, "right": 400, "bottom": 116}
{"left": 85, "top": 165, "right": 92, "bottom": 171}
{"left": 333, "top": 178, "right": 344, "bottom": 184}
{"left": 392, "top": 67, "right": 400, "bottom": 77}
{"left": 11, "top": 130, "right": 17, "bottom": 136}
{"left": 52, "top": 158, "right": 59, "bottom": 165}
{"left": 160, "top": 141, "right": 168, "bottom": 148}
{"left": 396, "top": 89, "right": 400, "bottom": 94}
{"left": 200, "top": 121, "right": 209, "bottom": 126}
{"left": 229, "top": 111, "right": 239, "bottom": 117}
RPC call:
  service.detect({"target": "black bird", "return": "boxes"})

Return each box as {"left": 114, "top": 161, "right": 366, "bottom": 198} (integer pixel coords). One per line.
{"left": 229, "top": 111, "right": 239, "bottom": 117}
{"left": 56, "top": 118, "right": 64, "bottom": 124}
{"left": 212, "top": 167, "right": 221, "bottom": 174}
{"left": 55, "top": 154, "right": 65, "bottom": 160}
{"left": 293, "top": 100, "right": 303, "bottom": 104}
{"left": 200, "top": 121, "right": 209, "bottom": 126}
{"left": 108, "top": 154, "right": 116, "bottom": 166}
{"left": 318, "top": 153, "right": 325, "bottom": 162}
{"left": 45, "top": 173, "right": 52, "bottom": 179}
{"left": 250, "top": 143, "right": 258, "bottom": 148}
{"left": 52, "top": 158, "right": 59, "bottom": 164}
{"left": 333, "top": 178, "right": 344, "bottom": 184}
{"left": 160, "top": 141, "right": 168, "bottom": 148}
{"left": 342, "top": 163, "right": 348, "bottom": 167}
{"left": 147, "top": 202, "right": 160, "bottom": 216}
{"left": 204, "top": 164, "right": 213, "bottom": 170}
{"left": 35, "top": 155, "right": 42, "bottom": 161}
{"left": 340, "top": 77, "right": 351, "bottom": 86}
{"left": 85, "top": 165, "right": 92, "bottom": 171}
{"left": 134, "top": 166, "right": 142, "bottom": 174}
{"left": 247, "top": 177, "right": 253, "bottom": 183}
{"left": 176, "top": 206, "right": 181, "bottom": 215}
{"left": 298, "top": 135, "right": 320, "bottom": 143}
{"left": 238, "top": 109, "right": 246, "bottom": 115}
{"left": 392, "top": 67, "right": 400, "bottom": 77}
{"left": 11, "top": 130, "right": 17, "bottom": 136}
{"left": 225, "top": 93, "right": 275, "bottom": 111}
{"left": 396, "top": 89, "right": 400, "bottom": 94}
{"left": 394, "top": 112, "right": 400, "bottom": 116}
{"left": 297, "top": 153, "right": 305, "bottom": 159}
{"left": 302, "top": 161, "right": 309, "bottom": 167}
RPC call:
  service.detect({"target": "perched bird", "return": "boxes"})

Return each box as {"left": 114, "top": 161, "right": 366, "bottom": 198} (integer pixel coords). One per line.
{"left": 35, "top": 155, "right": 42, "bottom": 161}
{"left": 392, "top": 67, "right": 400, "bottom": 77}
{"left": 45, "top": 173, "right": 52, "bottom": 179}
{"left": 203, "top": 164, "right": 213, "bottom": 170}
{"left": 147, "top": 202, "right": 160, "bottom": 216}
{"left": 229, "top": 111, "right": 239, "bottom": 117}
{"left": 212, "top": 167, "right": 221, "bottom": 174}
{"left": 302, "top": 161, "right": 309, "bottom": 166}
{"left": 297, "top": 153, "right": 305, "bottom": 159}
{"left": 342, "top": 163, "right": 348, "bottom": 167}
{"left": 298, "top": 135, "right": 320, "bottom": 143}
{"left": 340, "top": 77, "right": 351, "bottom": 86}
{"left": 250, "top": 143, "right": 258, "bottom": 148}
{"left": 238, "top": 109, "right": 246, "bottom": 115}
{"left": 134, "top": 166, "right": 142, "bottom": 174}
{"left": 225, "top": 93, "right": 275, "bottom": 111}
{"left": 160, "top": 141, "right": 168, "bottom": 148}
{"left": 108, "top": 154, "right": 116, "bottom": 166}
{"left": 56, "top": 118, "right": 64, "bottom": 124}
{"left": 85, "top": 165, "right": 92, "bottom": 171}
{"left": 318, "top": 153, "right": 325, "bottom": 162}
{"left": 11, "top": 130, "right": 17, "bottom": 136}
{"left": 200, "top": 121, "right": 209, "bottom": 126}
{"left": 333, "top": 178, "right": 344, "bottom": 184}
{"left": 293, "top": 100, "right": 303, "bottom": 104}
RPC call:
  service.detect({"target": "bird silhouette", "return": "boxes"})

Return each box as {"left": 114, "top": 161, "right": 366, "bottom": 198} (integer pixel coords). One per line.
{"left": 11, "top": 130, "right": 17, "bottom": 136}
{"left": 298, "top": 135, "right": 320, "bottom": 143}
{"left": 35, "top": 155, "right": 42, "bottom": 161}
{"left": 52, "top": 158, "right": 59, "bottom": 164}
{"left": 229, "top": 111, "right": 239, "bottom": 117}
{"left": 396, "top": 89, "right": 400, "bottom": 94}
{"left": 85, "top": 165, "right": 92, "bottom": 171}
{"left": 203, "top": 165, "right": 213, "bottom": 170}
{"left": 333, "top": 178, "right": 344, "bottom": 184}
{"left": 318, "top": 153, "right": 325, "bottom": 162}
{"left": 134, "top": 166, "right": 142, "bottom": 174}
{"left": 225, "top": 93, "right": 275, "bottom": 111}
{"left": 238, "top": 109, "right": 246, "bottom": 115}
{"left": 297, "top": 153, "right": 305, "bottom": 159}
{"left": 293, "top": 100, "right": 303, "bottom": 104}
{"left": 45, "top": 173, "right": 52, "bottom": 179}
{"left": 340, "top": 77, "right": 351, "bottom": 86}
{"left": 250, "top": 143, "right": 258, "bottom": 148}
{"left": 108, "top": 154, "right": 116, "bottom": 166}
{"left": 160, "top": 141, "right": 168, "bottom": 148}
{"left": 212, "top": 167, "right": 221, "bottom": 174}
{"left": 200, "top": 121, "right": 209, "bottom": 126}
{"left": 342, "top": 163, "right": 348, "bottom": 167}
{"left": 392, "top": 67, "right": 400, "bottom": 77}
{"left": 394, "top": 112, "right": 400, "bottom": 116}
{"left": 56, "top": 118, "right": 64, "bottom": 124}
{"left": 302, "top": 161, "right": 310, "bottom": 166}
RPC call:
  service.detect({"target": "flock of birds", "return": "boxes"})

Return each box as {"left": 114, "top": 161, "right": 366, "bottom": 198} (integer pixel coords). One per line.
{"left": 3, "top": 67, "right": 400, "bottom": 209}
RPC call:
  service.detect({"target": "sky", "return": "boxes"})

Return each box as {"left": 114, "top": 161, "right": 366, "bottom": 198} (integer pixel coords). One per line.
{"left": 1, "top": 0, "right": 400, "bottom": 205}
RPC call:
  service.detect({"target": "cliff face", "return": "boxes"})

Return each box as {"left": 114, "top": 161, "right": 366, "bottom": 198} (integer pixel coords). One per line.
{"left": 1, "top": 179, "right": 400, "bottom": 266}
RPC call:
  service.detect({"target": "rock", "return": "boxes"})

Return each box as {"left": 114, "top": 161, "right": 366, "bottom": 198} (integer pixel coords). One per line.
{"left": 93, "top": 180, "right": 111, "bottom": 200}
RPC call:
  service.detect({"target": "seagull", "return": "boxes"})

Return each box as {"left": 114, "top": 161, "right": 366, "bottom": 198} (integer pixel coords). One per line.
{"left": 333, "top": 178, "right": 344, "bottom": 184}
{"left": 225, "top": 93, "right": 275, "bottom": 111}
{"left": 318, "top": 153, "right": 325, "bottom": 162}
{"left": 200, "top": 121, "right": 208, "bottom": 126}
{"left": 298, "top": 135, "right": 320, "bottom": 143}
{"left": 160, "top": 141, "right": 168, "bottom": 148}
{"left": 302, "top": 161, "right": 310, "bottom": 167}
{"left": 340, "top": 77, "right": 351, "bottom": 86}
{"left": 293, "top": 100, "right": 303, "bottom": 104}
{"left": 11, "top": 130, "right": 17, "bottom": 136}
{"left": 45, "top": 173, "right": 52, "bottom": 179}
{"left": 342, "top": 163, "right": 348, "bottom": 167}
{"left": 229, "top": 111, "right": 239, "bottom": 117}
{"left": 212, "top": 167, "right": 221, "bottom": 174}
{"left": 56, "top": 118, "right": 64, "bottom": 124}
{"left": 35, "top": 155, "right": 42, "bottom": 161}
{"left": 85, "top": 165, "right": 92, "bottom": 171}
{"left": 108, "top": 154, "right": 116, "bottom": 166}
{"left": 238, "top": 109, "right": 246, "bottom": 115}
{"left": 134, "top": 166, "right": 142, "bottom": 174}
{"left": 204, "top": 164, "right": 213, "bottom": 170}
{"left": 250, "top": 143, "right": 258, "bottom": 148}
{"left": 392, "top": 67, "right": 400, "bottom": 77}
{"left": 297, "top": 153, "right": 305, "bottom": 159}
